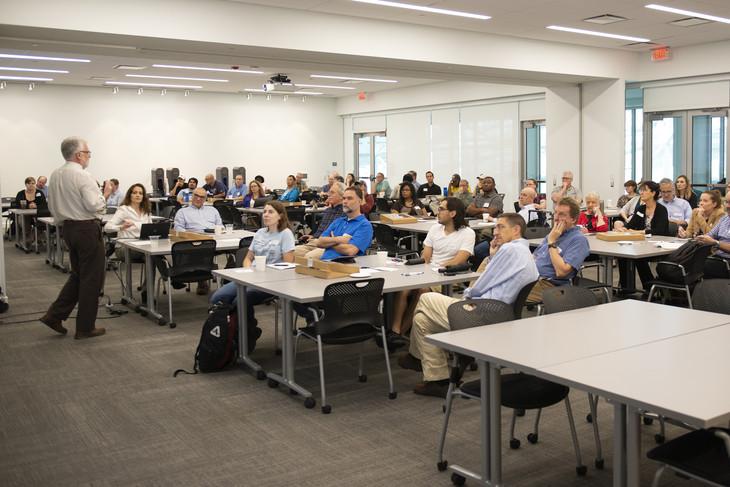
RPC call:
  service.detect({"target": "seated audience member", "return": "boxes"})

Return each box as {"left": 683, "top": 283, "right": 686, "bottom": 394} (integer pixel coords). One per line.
{"left": 177, "top": 177, "right": 198, "bottom": 204}
{"left": 409, "top": 170, "right": 421, "bottom": 190}
{"left": 658, "top": 178, "right": 691, "bottom": 227}
{"left": 399, "top": 213, "right": 538, "bottom": 397}
{"left": 173, "top": 187, "right": 222, "bottom": 294}
{"left": 516, "top": 187, "right": 539, "bottom": 225}
{"left": 524, "top": 178, "right": 547, "bottom": 209}
{"left": 353, "top": 181, "right": 375, "bottom": 216}
{"left": 210, "top": 200, "right": 295, "bottom": 352}
{"left": 679, "top": 190, "right": 724, "bottom": 238}
{"left": 527, "top": 198, "right": 590, "bottom": 303}
{"left": 334, "top": 175, "right": 345, "bottom": 184}
{"left": 371, "top": 172, "right": 391, "bottom": 198}
{"left": 279, "top": 174, "right": 300, "bottom": 202}
{"left": 551, "top": 170, "right": 582, "bottom": 205}
{"left": 345, "top": 173, "right": 356, "bottom": 187}
{"left": 388, "top": 198, "right": 475, "bottom": 346}
{"left": 416, "top": 170, "right": 442, "bottom": 198}
{"left": 203, "top": 173, "right": 227, "bottom": 199}
{"left": 577, "top": 192, "right": 608, "bottom": 233}
{"left": 106, "top": 178, "right": 123, "bottom": 206}
{"left": 619, "top": 194, "right": 641, "bottom": 222}
{"left": 447, "top": 174, "right": 462, "bottom": 196}
{"left": 453, "top": 179, "right": 473, "bottom": 207}
{"left": 254, "top": 175, "right": 267, "bottom": 193}
{"left": 15, "top": 176, "right": 48, "bottom": 247}
{"left": 391, "top": 181, "right": 428, "bottom": 216}
{"left": 295, "top": 172, "right": 308, "bottom": 192}
{"left": 169, "top": 177, "right": 186, "bottom": 197}
{"left": 226, "top": 174, "right": 248, "bottom": 201}
{"left": 467, "top": 175, "right": 503, "bottom": 218}
{"left": 294, "top": 182, "right": 345, "bottom": 258}
{"left": 614, "top": 181, "right": 670, "bottom": 292}
{"left": 104, "top": 183, "right": 153, "bottom": 258}
{"left": 617, "top": 179, "right": 638, "bottom": 209}
{"left": 36, "top": 176, "right": 48, "bottom": 198}
{"left": 696, "top": 195, "right": 730, "bottom": 261}
{"left": 675, "top": 175, "right": 698, "bottom": 209}
{"left": 320, "top": 171, "right": 338, "bottom": 195}
{"left": 241, "top": 180, "right": 266, "bottom": 208}
{"left": 390, "top": 173, "right": 414, "bottom": 199}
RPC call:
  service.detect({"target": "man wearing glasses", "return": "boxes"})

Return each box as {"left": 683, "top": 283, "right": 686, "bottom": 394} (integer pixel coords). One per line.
{"left": 657, "top": 178, "right": 692, "bottom": 227}
{"left": 40, "top": 137, "right": 110, "bottom": 339}
{"left": 550, "top": 170, "right": 582, "bottom": 205}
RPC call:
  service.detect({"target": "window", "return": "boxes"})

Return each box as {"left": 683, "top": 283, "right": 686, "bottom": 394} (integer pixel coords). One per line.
{"left": 522, "top": 120, "right": 547, "bottom": 195}
{"left": 624, "top": 87, "right": 643, "bottom": 183}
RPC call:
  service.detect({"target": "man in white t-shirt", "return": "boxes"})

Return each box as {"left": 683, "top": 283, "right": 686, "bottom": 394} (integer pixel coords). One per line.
{"left": 386, "top": 197, "right": 475, "bottom": 350}
{"left": 517, "top": 187, "right": 539, "bottom": 225}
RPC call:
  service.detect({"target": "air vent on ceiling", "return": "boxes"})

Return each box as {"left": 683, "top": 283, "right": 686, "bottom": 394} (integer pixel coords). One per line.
{"left": 90, "top": 76, "right": 112, "bottom": 81}
{"left": 584, "top": 14, "right": 628, "bottom": 25}
{"left": 113, "top": 64, "right": 146, "bottom": 70}
{"left": 670, "top": 17, "right": 711, "bottom": 27}
{"left": 622, "top": 41, "right": 660, "bottom": 50}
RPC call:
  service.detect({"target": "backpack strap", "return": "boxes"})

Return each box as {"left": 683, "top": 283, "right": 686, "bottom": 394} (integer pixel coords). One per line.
{"left": 173, "top": 349, "right": 201, "bottom": 377}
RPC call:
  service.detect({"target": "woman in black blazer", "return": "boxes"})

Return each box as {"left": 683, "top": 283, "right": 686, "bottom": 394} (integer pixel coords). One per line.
{"left": 614, "top": 181, "right": 670, "bottom": 292}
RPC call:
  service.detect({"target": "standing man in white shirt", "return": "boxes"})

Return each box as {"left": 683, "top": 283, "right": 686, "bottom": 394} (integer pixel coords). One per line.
{"left": 40, "top": 137, "right": 110, "bottom": 339}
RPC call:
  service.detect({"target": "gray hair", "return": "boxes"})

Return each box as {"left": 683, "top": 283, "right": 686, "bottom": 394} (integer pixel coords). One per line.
{"left": 60, "top": 136, "right": 85, "bottom": 161}
{"left": 658, "top": 178, "right": 673, "bottom": 186}
{"left": 330, "top": 181, "right": 346, "bottom": 196}
{"left": 584, "top": 191, "right": 600, "bottom": 202}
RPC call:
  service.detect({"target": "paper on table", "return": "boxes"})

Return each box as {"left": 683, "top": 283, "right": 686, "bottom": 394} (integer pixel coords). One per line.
{"left": 232, "top": 268, "right": 254, "bottom": 273}
{"left": 356, "top": 268, "right": 381, "bottom": 276}
{"left": 134, "top": 241, "right": 152, "bottom": 246}
{"left": 656, "top": 241, "right": 684, "bottom": 250}
{"left": 373, "top": 266, "right": 398, "bottom": 272}
{"left": 217, "top": 239, "right": 242, "bottom": 246}
{"left": 267, "top": 262, "right": 296, "bottom": 270}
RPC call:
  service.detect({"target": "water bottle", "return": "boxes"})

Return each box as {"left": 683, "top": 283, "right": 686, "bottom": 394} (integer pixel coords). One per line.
{"left": 443, "top": 187, "right": 448, "bottom": 197}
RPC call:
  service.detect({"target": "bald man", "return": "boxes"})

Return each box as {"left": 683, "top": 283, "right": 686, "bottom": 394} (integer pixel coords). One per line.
{"left": 203, "top": 173, "right": 227, "bottom": 198}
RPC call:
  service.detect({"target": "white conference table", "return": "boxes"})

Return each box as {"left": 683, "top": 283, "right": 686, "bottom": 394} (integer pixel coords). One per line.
{"left": 118, "top": 229, "right": 255, "bottom": 326}
{"left": 426, "top": 300, "right": 730, "bottom": 487}
{"left": 214, "top": 254, "right": 480, "bottom": 408}
{"left": 7, "top": 208, "right": 39, "bottom": 253}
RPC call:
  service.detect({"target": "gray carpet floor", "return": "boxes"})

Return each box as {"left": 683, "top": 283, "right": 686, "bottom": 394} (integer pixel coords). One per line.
{"left": 0, "top": 239, "right": 701, "bottom": 486}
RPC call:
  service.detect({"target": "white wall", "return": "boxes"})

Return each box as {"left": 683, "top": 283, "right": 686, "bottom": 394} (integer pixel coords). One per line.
{"left": 545, "top": 86, "right": 581, "bottom": 202}
{"left": 0, "top": 85, "right": 341, "bottom": 196}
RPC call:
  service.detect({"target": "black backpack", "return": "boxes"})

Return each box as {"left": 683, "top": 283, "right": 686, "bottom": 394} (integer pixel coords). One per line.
{"left": 174, "top": 302, "right": 238, "bottom": 376}
{"left": 657, "top": 240, "right": 713, "bottom": 282}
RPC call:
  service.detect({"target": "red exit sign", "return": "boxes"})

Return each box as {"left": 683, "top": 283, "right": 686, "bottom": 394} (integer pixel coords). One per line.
{"left": 651, "top": 47, "right": 671, "bottom": 62}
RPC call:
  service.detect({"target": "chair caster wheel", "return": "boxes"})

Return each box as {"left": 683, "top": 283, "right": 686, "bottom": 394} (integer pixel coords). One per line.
{"left": 45, "top": 259, "right": 50, "bottom": 264}
{"left": 358, "top": 375, "right": 367, "bottom": 383}
{"left": 256, "top": 370, "right": 266, "bottom": 380}
{"left": 643, "top": 417, "right": 654, "bottom": 425}
{"left": 388, "top": 391, "right": 397, "bottom": 400}
{"left": 121, "top": 297, "right": 129, "bottom": 305}
{"left": 515, "top": 408, "right": 525, "bottom": 417}
{"left": 267, "top": 378, "right": 278, "bottom": 388}
{"left": 140, "top": 310, "right": 148, "bottom": 317}
{"left": 437, "top": 460, "right": 448, "bottom": 471}
{"left": 304, "top": 397, "right": 316, "bottom": 409}
{"left": 527, "top": 433, "right": 538, "bottom": 444}
{"left": 595, "top": 458, "right": 605, "bottom": 470}
{"left": 509, "top": 438, "right": 520, "bottom": 449}
{"left": 158, "top": 318, "right": 166, "bottom": 326}
{"left": 275, "top": 349, "right": 282, "bottom": 356}
{"left": 321, "top": 405, "right": 331, "bottom": 414}
{"left": 136, "top": 286, "right": 142, "bottom": 291}
{"left": 442, "top": 405, "right": 446, "bottom": 413}
{"left": 168, "top": 322, "right": 176, "bottom": 329}
{"left": 134, "top": 305, "right": 142, "bottom": 313}
{"left": 576, "top": 465, "right": 587, "bottom": 476}
{"left": 586, "top": 413, "right": 593, "bottom": 423}
{"left": 654, "top": 434, "right": 665, "bottom": 444}
{"left": 451, "top": 473, "right": 466, "bottom": 486}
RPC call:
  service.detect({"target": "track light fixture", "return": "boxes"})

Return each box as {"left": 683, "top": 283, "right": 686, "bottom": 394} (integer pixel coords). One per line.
{"left": 137, "top": 87, "right": 143, "bottom": 95}
{"left": 161, "top": 88, "right": 166, "bottom": 96}
{"left": 28, "top": 82, "right": 34, "bottom": 91}
{"left": 112, "top": 86, "right": 119, "bottom": 94}
{"left": 184, "top": 89, "right": 190, "bottom": 97}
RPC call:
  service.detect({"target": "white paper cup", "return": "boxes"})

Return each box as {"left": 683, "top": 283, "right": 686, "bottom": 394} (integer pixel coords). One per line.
{"left": 225, "top": 224, "right": 233, "bottom": 234}
{"left": 214, "top": 225, "right": 223, "bottom": 235}
{"left": 149, "top": 235, "right": 160, "bottom": 246}
{"left": 376, "top": 251, "right": 388, "bottom": 266}
{"left": 482, "top": 214, "right": 490, "bottom": 222}
{"left": 254, "top": 255, "right": 267, "bottom": 271}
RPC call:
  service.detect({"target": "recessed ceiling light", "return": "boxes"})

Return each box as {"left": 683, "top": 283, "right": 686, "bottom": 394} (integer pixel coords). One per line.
{"left": 546, "top": 25, "right": 650, "bottom": 43}
{"left": 0, "top": 53, "right": 90, "bottom": 62}
{"left": 0, "top": 67, "right": 68, "bottom": 74}
{"left": 311, "top": 74, "right": 398, "bottom": 83}
{"left": 352, "top": 0, "right": 490, "bottom": 20}
{"left": 152, "top": 64, "right": 264, "bottom": 74}
{"left": 583, "top": 14, "right": 628, "bottom": 25}
{"left": 645, "top": 4, "right": 730, "bottom": 24}
{"left": 113, "top": 65, "right": 146, "bottom": 71}
{"left": 0, "top": 75, "right": 53, "bottom": 81}
{"left": 105, "top": 81, "right": 202, "bottom": 89}
{"left": 244, "top": 88, "right": 265, "bottom": 93}
{"left": 125, "top": 74, "right": 228, "bottom": 83}
{"left": 294, "top": 83, "right": 354, "bottom": 90}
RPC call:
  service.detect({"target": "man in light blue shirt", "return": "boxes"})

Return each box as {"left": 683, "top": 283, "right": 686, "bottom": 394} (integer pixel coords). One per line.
{"left": 658, "top": 178, "right": 692, "bottom": 226}
{"left": 106, "top": 178, "right": 123, "bottom": 206}
{"left": 173, "top": 188, "right": 222, "bottom": 232}
{"left": 226, "top": 174, "right": 248, "bottom": 201}
{"left": 400, "top": 213, "right": 539, "bottom": 398}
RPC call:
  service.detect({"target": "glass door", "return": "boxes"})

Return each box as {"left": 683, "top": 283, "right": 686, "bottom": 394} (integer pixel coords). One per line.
{"left": 689, "top": 110, "right": 727, "bottom": 192}
{"left": 522, "top": 121, "right": 547, "bottom": 195}
{"left": 645, "top": 112, "right": 685, "bottom": 182}
{"left": 355, "top": 132, "right": 387, "bottom": 192}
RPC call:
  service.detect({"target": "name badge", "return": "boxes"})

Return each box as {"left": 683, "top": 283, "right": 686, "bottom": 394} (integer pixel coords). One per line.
{"left": 483, "top": 202, "right": 490, "bottom": 208}
{"left": 636, "top": 211, "right": 644, "bottom": 218}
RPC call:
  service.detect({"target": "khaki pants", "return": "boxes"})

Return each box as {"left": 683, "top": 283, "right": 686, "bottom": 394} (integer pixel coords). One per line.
{"left": 410, "top": 292, "right": 461, "bottom": 382}
{"left": 526, "top": 278, "right": 556, "bottom": 304}
{"left": 293, "top": 244, "right": 325, "bottom": 259}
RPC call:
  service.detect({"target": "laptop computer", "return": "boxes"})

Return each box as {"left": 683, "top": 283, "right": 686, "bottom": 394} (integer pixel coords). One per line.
{"left": 139, "top": 222, "right": 170, "bottom": 240}
{"left": 253, "top": 196, "right": 273, "bottom": 208}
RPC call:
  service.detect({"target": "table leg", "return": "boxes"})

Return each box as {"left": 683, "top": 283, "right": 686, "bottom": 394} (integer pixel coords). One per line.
{"left": 626, "top": 406, "right": 641, "bottom": 487}
{"left": 235, "top": 285, "right": 264, "bottom": 377}
{"left": 411, "top": 232, "right": 417, "bottom": 251}
{"left": 489, "top": 363, "right": 502, "bottom": 486}
{"left": 56, "top": 224, "right": 67, "bottom": 272}
{"left": 45, "top": 222, "right": 53, "bottom": 266}
{"left": 137, "top": 253, "right": 164, "bottom": 324}
{"left": 17, "top": 215, "right": 28, "bottom": 252}
{"left": 602, "top": 255, "right": 614, "bottom": 287}
{"left": 123, "top": 246, "right": 133, "bottom": 303}
{"left": 613, "top": 402, "right": 627, "bottom": 487}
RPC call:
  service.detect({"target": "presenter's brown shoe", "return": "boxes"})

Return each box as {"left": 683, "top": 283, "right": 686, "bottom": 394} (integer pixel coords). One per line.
{"left": 74, "top": 327, "right": 106, "bottom": 340}
{"left": 40, "top": 316, "right": 68, "bottom": 335}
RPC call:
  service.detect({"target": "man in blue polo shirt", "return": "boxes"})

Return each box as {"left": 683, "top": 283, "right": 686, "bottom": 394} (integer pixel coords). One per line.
{"left": 527, "top": 197, "right": 590, "bottom": 303}
{"left": 310, "top": 185, "right": 373, "bottom": 260}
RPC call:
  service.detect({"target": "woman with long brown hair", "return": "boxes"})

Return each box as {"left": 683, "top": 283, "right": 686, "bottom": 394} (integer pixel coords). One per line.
{"left": 104, "top": 183, "right": 153, "bottom": 239}
{"left": 675, "top": 175, "right": 698, "bottom": 208}
{"left": 679, "top": 190, "right": 724, "bottom": 238}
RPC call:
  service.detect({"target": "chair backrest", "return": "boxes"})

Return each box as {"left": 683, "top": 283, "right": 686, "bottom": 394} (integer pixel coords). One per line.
{"left": 657, "top": 242, "right": 714, "bottom": 283}
{"left": 170, "top": 240, "right": 217, "bottom": 274}
{"left": 376, "top": 198, "right": 392, "bottom": 213}
{"left": 691, "top": 279, "right": 730, "bottom": 314}
{"left": 667, "top": 221, "right": 679, "bottom": 237}
{"left": 235, "top": 236, "right": 254, "bottom": 267}
{"left": 704, "top": 256, "right": 730, "bottom": 279}
{"left": 512, "top": 280, "right": 538, "bottom": 318}
{"left": 300, "top": 191, "right": 317, "bottom": 203}
{"left": 542, "top": 286, "right": 599, "bottom": 315}
{"left": 285, "top": 206, "right": 306, "bottom": 224}
{"left": 447, "top": 299, "right": 515, "bottom": 331}
{"left": 315, "top": 278, "right": 385, "bottom": 335}
{"left": 213, "top": 199, "right": 233, "bottom": 208}
{"left": 373, "top": 223, "right": 398, "bottom": 251}
{"left": 160, "top": 205, "right": 178, "bottom": 220}
{"left": 525, "top": 226, "right": 550, "bottom": 240}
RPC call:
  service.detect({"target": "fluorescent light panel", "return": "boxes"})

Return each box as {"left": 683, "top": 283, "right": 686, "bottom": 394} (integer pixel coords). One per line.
{"left": 311, "top": 74, "right": 397, "bottom": 83}
{"left": 105, "top": 81, "right": 202, "bottom": 89}
{"left": 294, "top": 83, "right": 354, "bottom": 90}
{"left": 645, "top": 4, "right": 730, "bottom": 24}
{"left": 352, "top": 0, "right": 490, "bottom": 20}
{"left": 546, "top": 25, "right": 650, "bottom": 42}
{"left": 295, "top": 91, "right": 323, "bottom": 95}
{"left": 152, "top": 64, "right": 263, "bottom": 74}
{"left": 244, "top": 88, "right": 322, "bottom": 95}
{"left": 125, "top": 74, "right": 228, "bottom": 83}
{"left": 0, "top": 53, "right": 89, "bottom": 62}
{"left": 0, "top": 75, "right": 53, "bottom": 81}
{"left": 0, "top": 66, "right": 68, "bottom": 73}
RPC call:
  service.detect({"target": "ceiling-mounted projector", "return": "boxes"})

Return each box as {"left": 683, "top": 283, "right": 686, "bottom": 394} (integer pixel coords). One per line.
{"left": 263, "top": 73, "right": 294, "bottom": 92}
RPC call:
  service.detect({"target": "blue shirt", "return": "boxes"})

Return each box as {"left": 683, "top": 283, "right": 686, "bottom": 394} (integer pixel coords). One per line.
{"left": 659, "top": 196, "right": 692, "bottom": 222}
{"left": 107, "top": 189, "right": 123, "bottom": 207}
{"left": 251, "top": 227, "right": 296, "bottom": 264}
{"left": 178, "top": 188, "right": 194, "bottom": 203}
{"left": 280, "top": 187, "right": 300, "bottom": 202}
{"left": 227, "top": 184, "right": 248, "bottom": 199}
{"left": 708, "top": 214, "right": 730, "bottom": 259}
{"left": 464, "top": 239, "right": 538, "bottom": 303}
{"left": 173, "top": 204, "right": 222, "bottom": 232}
{"left": 320, "top": 214, "right": 373, "bottom": 260}
{"left": 533, "top": 226, "right": 590, "bottom": 285}
{"left": 203, "top": 180, "right": 227, "bottom": 197}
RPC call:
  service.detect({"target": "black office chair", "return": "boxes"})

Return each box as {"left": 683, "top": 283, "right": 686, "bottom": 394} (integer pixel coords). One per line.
{"left": 667, "top": 221, "right": 679, "bottom": 237}
{"left": 525, "top": 226, "right": 550, "bottom": 240}
{"left": 647, "top": 242, "right": 714, "bottom": 309}
{"left": 647, "top": 428, "right": 730, "bottom": 487}
{"left": 293, "top": 278, "right": 395, "bottom": 414}
{"left": 160, "top": 204, "right": 179, "bottom": 221}
{"left": 285, "top": 206, "right": 308, "bottom": 239}
{"left": 704, "top": 256, "right": 730, "bottom": 279}
{"left": 692, "top": 279, "right": 730, "bottom": 314}
{"left": 573, "top": 263, "right": 612, "bottom": 303}
{"left": 372, "top": 223, "right": 418, "bottom": 259}
{"left": 299, "top": 191, "right": 317, "bottom": 203}
{"left": 156, "top": 240, "right": 217, "bottom": 328}
{"left": 512, "top": 280, "right": 538, "bottom": 319}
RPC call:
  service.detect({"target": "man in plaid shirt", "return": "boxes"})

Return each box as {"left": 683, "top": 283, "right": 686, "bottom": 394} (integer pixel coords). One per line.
{"left": 294, "top": 181, "right": 345, "bottom": 258}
